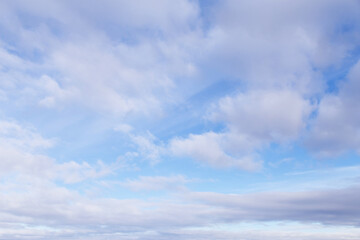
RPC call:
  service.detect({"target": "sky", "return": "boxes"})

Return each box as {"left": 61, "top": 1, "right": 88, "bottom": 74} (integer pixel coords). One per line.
{"left": 0, "top": 0, "right": 360, "bottom": 239}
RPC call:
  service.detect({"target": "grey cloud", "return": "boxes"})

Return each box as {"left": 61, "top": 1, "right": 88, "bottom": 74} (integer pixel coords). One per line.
{"left": 203, "top": 0, "right": 360, "bottom": 93}
{"left": 169, "top": 0, "right": 360, "bottom": 169}
{"left": 305, "top": 60, "right": 360, "bottom": 156}
{"left": 107, "top": 228, "right": 360, "bottom": 240}
{"left": 1, "top": 181, "right": 360, "bottom": 239}
{"left": 66, "top": 0, "right": 200, "bottom": 35}
{"left": 190, "top": 185, "right": 360, "bottom": 226}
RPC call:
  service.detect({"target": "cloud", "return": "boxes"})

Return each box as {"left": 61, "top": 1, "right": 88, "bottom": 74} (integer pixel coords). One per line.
{"left": 0, "top": 120, "right": 117, "bottom": 183}
{"left": 0, "top": 120, "right": 359, "bottom": 236}
{"left": 0, "top": 120, "right": 54, "bottom": 150}
{"left": 164, "top": 0, "right": 360, "bottom": 169}
{"left": 171, "top": 90, "right": 312, "bottom": 170}
{"left": 49, "top": 40, "right": 173, "bottom": 116}
{"left": 127, "top": 132, "right": 165, "bottom": 165}
{"left": 0, "top": 0, "right": 202, "bottom": 117}
{"left": 202, "top": 0, "right": 360, "bottom": 93}
{"left": 213, "top": 90, "right": 312, "bottom": 142}
{"left": 1, "top": 0, "right": 359, "bottom": 118}
{"left": 65, "top": 0, "right": 200, "bottom": 35}
{"left": 189, "top": 185, "right": 360, "bottom": 226}
{"left": 1, "top": 176, "right": 360, "bottom": 239}
{"left": 195, "top": 0, "right": 360, "bottom": 161}
{"left": 1, "top": 1, "right": 360, "bottom": 239}
{"left": 305, "top": 60, "right": 360, "bottom": 156}
{"left": 36, "top": 75, "right": 74, "bottom": 108}
{"left": 170, "top": 132, "right": 261, "bottom": 170}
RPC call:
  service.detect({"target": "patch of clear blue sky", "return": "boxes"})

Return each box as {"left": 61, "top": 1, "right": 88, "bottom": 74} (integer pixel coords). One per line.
{"left": 323, "top": 46, "right": 360, "bottom": 94}
{"left": 320, "top": 20, "right": 360, "bottom": 93}
{"left": 197, "top": 0, "right": 219, "bottom": 30}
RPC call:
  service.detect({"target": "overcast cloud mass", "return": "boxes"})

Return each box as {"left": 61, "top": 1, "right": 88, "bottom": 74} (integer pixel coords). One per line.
{"left": 1, "top": 0, "right": 360, "bottom": 239}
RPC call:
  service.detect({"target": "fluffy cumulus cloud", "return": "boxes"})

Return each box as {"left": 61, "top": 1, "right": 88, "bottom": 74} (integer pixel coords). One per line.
{"left": 169, "top": 0, "right": 360, "bottom": 169}
{"left": 213, "top": 90, "right": 312, "bottom": 141}
{"left": 171, "top": 89, "right": 312, "bottom": 170}
{"left": 170, "top": 131, "right": 262, "bottom": 170}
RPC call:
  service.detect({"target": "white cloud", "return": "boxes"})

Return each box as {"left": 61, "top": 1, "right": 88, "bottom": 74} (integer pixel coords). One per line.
{"left": 55, "top": 160, "right": 115, "bottom": 184}
{"left": 128, "top": 132, "right": 165, "bottom": 165}
{"left": 49, "top": 40, "right": 171, "bottom": 116}
{"left": 0, "top": 120, "right": 117, "bottom": 183}
{"left": 165, "top": 0, "right": 359, "bottom": 169}
{"left": 171, "top": 132, "right": 261, "bottom": 170}
{"left": 0, "top": 120, "right": 54, "bottom": 150}
{"left": 0, "top": 0, "right": 202, "bottom": 117}
{"left": 0, "top": 120, "right": 359, "bottom": 238}
{"left": 171, "top": 90, "right": 312, "bottom": 170}
{"left": 36, "top": 75, "right": 74, "bottom": 108}
{"left": 213, "top": 90, "right": 313, "bottom": 142}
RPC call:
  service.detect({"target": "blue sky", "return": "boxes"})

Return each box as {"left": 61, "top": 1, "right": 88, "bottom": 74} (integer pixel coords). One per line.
{"left": 1, "top": 0, "right": 360, "bottom": 239}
